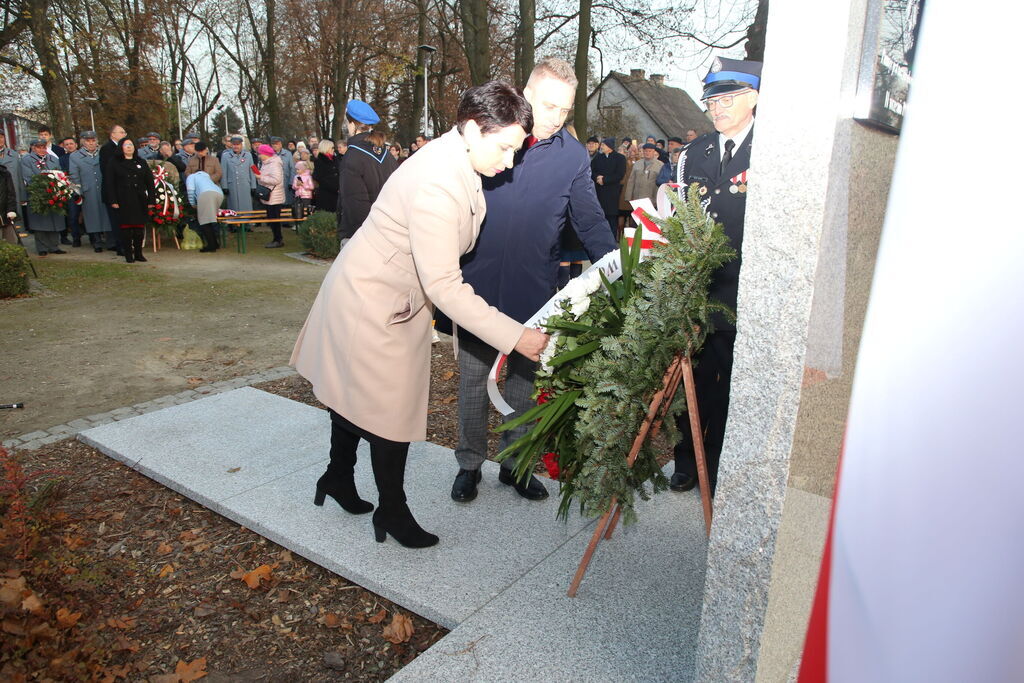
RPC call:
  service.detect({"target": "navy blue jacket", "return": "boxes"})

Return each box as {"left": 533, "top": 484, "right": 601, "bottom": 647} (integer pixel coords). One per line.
{"left": 436, "top": 127, "right": 617, "bottom": 342}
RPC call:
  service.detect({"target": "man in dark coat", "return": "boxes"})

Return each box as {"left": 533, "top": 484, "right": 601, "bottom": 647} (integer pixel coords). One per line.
{"left": 671, "top": 57, "right": 762, "bottom": 495}
{"left": 99, "top": 124, "right": 127, "bottom": 253}
{"left": 590, "top": 137, "right": 626, "bottom": 238}
{"left": 439, "top": 57, "right": 617, "bottom": 504}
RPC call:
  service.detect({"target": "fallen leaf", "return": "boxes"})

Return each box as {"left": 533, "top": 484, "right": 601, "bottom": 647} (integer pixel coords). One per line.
{"left": 271, "top": 613, "right": 284, "bottom": 627}
{"left": 226, "top": 467, "right": 241, "bottom": 473}
{"left": 114, "top": 633, "right": 140, "bottom": 652}
{"left": 175, "top": 657, "right": 208, "bottom": 682}
{"left": 110, "top": 511, "right": 126, "bottom": 521}
{"left": 441, "top": 370, "right": 455, "bottom": 380}
{"left": 193, "top": 603, "right": 216, "bottom": 618}
{"left": 0, "top": 577, "right": 24, "bottom": 607}
{"left": 368, "top": 608, "right": 387, "bottom": 624}
{"left": 106, "top": 615, "right": 137, "bottom": 630}
{"left": 63, "top": 566, "right": 79, "bottom": 575}
{"left": 158, "top": 564, "right": 175, "bottom": 579}
{"left": 56, "top": 607, "right": 82, "bottom": 628}
{"left": 186, "top": 377, "right": 204, "bottom": 386}
{"left": 276, "top": 589, "right": 292, "bottom": 603}
{"left": 382, "top": 612, "right": 414, "bottom": 644}
{"left": 63, "top": 535, "right": 87, "bottom": 549}
{"left": 2, "top": 618, "right": 26, "bottom": 635}
{"left": 278, "top": 549, "right": 293, "bottom": 564}
{"left": 20, "top": 592, "right": 44, "bottom": 615}
{"left": 318, "top": 612, "right": 341, "bottom": 628}
{"left": 240, "top": 563, "right": 276, "bottom": 589}
{"left": 167, "top": 507, "right": 182, "bottom": 516}
{"left": 178, "top": 529, "right": 200, "bottom": 542}
{"left": 29, "top": 621, "right": 58, "bottom": 638}
{"left": 157, "top": 542, "right": 174, "bottom": 555}
{"left": 141, "top": 529, "right": 158, "bottom": 539}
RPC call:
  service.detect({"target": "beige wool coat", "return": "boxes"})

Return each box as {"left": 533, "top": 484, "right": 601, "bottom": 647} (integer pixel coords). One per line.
{"left": 290, "top": 128, "right": 525, "bottom": 442}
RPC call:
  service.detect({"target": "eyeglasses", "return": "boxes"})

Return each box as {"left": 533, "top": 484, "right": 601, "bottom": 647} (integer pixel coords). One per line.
{"left": 702, "top": 90, "right": 751, "bottom": 110}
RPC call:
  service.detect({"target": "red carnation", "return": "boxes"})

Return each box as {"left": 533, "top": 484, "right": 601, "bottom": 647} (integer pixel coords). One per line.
{"left": 542, "top": 452, "right": 560, "bottom": 479}
{"left": 537, "top": 390, "right": 552, "bottom": 405}
{"left": 48, "top": 199, "right": 55, "bottom": 205}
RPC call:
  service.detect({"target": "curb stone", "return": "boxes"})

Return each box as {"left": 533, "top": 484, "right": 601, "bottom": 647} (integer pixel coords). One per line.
{"left": 5, "top": 367, "right": 298, "bottom": 452}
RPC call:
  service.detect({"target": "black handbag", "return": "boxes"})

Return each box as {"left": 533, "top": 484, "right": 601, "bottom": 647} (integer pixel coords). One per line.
{"left": 254, "top": 184, "right": 271, "bottom": 201}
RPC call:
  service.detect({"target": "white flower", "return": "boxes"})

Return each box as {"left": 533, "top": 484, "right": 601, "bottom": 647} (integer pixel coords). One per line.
{"left": 539, "top": 331, "right": 560, "bottom": 372}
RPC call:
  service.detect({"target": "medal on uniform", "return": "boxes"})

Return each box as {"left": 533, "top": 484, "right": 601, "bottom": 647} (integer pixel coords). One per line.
{"left": 729, "top": 170, "right": 748, "bottom": 195}
{"left": 698, "top": 185, "right": 708, "bottom": 196}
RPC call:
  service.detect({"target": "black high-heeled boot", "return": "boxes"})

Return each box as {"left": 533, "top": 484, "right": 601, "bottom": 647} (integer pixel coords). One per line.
{"left": 313, "top": 419, "right": 373, "bottom": 514}
{"left": 370, "top": 448, "right": 438, "bottom": 548}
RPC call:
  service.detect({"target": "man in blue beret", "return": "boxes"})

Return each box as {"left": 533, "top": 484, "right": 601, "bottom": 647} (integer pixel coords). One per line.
{"left": 671, "top": 56, "right": 762, "bottom": 496}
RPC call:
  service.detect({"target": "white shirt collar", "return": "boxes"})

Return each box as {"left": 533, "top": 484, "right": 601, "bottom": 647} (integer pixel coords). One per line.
{"left": 718, "top": 117, "right": 754, "bottom": 157}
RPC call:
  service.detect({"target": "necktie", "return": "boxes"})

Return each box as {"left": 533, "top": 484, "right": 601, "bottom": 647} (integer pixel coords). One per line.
{"left": 720, "top": 139, "right": 735, "bottom": 176}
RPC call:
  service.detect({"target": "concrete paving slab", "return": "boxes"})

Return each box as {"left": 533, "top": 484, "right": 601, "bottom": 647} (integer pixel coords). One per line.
{"left": 79, "top": 387, "right": 591, "bottom": 628}
{"left": 224, "top": 443, "right": 591, "bottom": 628}
{"left": 390, "top": 482, "right": 709, "bottom": 682}
{"left": 78, "top": 387, "right": 329, "bottom": 515}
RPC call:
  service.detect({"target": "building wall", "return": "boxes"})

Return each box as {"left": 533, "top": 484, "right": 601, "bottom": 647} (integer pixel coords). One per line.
{"left": 586, "top": 78, "right": 665, "bottom": 141}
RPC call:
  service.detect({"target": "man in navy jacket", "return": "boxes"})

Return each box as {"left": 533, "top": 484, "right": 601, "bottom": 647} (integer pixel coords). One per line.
{"left": 438, "top": 57, "right": 617, "bottom": 504}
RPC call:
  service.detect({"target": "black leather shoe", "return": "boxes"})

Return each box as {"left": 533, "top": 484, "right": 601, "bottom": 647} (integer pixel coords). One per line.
{"left": 450, "top": 468, "right": 482, "bottom": 503}
{"left": 51, "top": 248, "right": 66, "bottom": 254}
{"left": 669, "top": 472, "right": 696, "bottom": 492}
{"left": 60, "top": 236, "right": 72, "bottom": 245}
{"left": 498, "top": 468, "right": 549, "bottom": 500}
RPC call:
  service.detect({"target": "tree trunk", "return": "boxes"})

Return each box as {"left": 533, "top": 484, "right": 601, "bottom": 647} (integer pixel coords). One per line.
{"left": 572, "top": 0, "right": 591, "bottom": 140}
{"left": 330, "top": 0, "right": 351, "bottom": 141}
{"left": 460, "top": 0, "right": 490, "bottom": 84}
{"left": 26, "top": 0, "right": 72, "bottom": 134}
{"left": 515, "top": 0, "right": 535, "bottom": 87}
{"left": 265, "top": 0, "right": 281, "bottom": 134}
{"left": 745, "top": 0, "right": 769, "bottom": 61}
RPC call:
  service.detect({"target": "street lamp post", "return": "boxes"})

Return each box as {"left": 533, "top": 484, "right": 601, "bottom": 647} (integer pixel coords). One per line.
{"left": 418, "top": 45, "right": 436, "bottom": 138}
{"left": 83, "top": 97, "right": 98, "bottom": 132}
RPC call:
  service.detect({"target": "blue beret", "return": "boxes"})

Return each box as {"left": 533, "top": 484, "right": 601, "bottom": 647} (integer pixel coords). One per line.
{"left": 346, "top": 99, "right": 380, "bottom": 125}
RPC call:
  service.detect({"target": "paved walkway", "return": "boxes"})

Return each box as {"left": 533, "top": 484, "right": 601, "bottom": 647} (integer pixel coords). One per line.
{"left": 78, "top": 387, "right": 710, "bottom": 681}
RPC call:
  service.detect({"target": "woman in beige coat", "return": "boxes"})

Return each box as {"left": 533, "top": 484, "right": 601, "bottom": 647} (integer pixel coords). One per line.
{"left": 291, "top": 82, "right": 548, "bottom": 548}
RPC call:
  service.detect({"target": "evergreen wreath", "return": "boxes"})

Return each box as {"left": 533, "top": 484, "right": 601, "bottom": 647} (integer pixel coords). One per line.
{"left": 27, "top": 171, "right": 78, "bottom": 216}
{"left": 497, "top": 185, "right": 736, "bottom": 524}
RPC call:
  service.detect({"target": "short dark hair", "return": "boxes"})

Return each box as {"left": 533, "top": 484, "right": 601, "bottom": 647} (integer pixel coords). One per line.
{"left": 61, "top": 137, "right": 75, "bottom": 144}
{"left": 38, "top": 126, "right": 51, "bottom": 134}
{"left": 456, "top": 81, "right": 533, "bottom": 136}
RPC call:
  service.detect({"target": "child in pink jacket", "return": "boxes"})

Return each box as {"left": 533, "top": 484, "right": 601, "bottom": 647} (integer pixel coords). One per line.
{"left": 292, "top": 160, "right": 315, "bottom": 218}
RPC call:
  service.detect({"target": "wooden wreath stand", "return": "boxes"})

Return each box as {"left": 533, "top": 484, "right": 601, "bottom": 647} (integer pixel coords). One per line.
{"left": 567, "top": 352, "right": 713, "bottom": 597}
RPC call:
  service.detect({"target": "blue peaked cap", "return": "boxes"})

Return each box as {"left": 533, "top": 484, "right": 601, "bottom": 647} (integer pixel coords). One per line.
{"left": 347, "top": 99, "right": 380, "bottom": 125}
{"left": 702, "top": 57, "right": 762, "bottom": 99}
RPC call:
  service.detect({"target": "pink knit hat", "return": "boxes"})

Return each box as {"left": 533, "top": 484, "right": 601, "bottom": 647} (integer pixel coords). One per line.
{"left": 257, "top": 144, "right": 274, "bottom": 157}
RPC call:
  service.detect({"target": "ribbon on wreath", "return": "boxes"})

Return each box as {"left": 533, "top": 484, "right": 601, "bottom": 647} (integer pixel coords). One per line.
{"left": 486, "top": 250, "right": 624, "bottom": 415}
{"left": 152, "top": 165, "right": 181, "bottom": 219}
{"left": 625, "top": 182, "right": 678, "bottom": 251}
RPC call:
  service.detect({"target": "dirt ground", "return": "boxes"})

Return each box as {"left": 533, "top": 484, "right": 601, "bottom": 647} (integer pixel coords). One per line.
{"left": 1, "top": 231, "right": 330, "bottom": 440}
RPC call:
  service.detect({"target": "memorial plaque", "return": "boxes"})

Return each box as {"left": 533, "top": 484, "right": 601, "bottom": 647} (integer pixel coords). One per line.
{"left": 854, "top": 0, "right": 923, "bottom": 134}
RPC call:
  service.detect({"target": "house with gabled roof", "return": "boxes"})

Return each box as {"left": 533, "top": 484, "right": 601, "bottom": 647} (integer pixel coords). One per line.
{"left": 586, "top": 69, "right": 714, "bottom": 141}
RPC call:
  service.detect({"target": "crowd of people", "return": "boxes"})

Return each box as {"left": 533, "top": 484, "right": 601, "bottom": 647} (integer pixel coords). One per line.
{"left": 0, "top": 110, "right": 431, "bottom": 260}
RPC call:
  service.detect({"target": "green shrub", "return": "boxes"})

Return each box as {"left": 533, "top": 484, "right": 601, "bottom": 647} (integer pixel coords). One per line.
{"left": 0, "top": 241, "right": 30, "bottom": 298}
{"left": 298, "top": 210, "right": 340, "bottom": 259}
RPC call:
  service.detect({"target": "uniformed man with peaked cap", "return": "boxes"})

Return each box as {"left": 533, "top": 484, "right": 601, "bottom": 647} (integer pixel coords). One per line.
{"left": 671, "top": 56, "right": 762, "bottom": 495}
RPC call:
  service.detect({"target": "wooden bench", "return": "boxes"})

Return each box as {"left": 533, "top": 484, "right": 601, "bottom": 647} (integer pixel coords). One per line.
{"left": 216, "top": 211, "right": 307, "bottom": 253}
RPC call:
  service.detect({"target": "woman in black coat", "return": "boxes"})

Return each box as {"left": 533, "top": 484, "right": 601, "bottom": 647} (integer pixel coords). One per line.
{"left": 104, "top": 138, "right": 154, "bottom": 263}
{"left": 337, "top": 100, "right": 398, "bottom": 243}
{"left": 312, "top": 140, "right": 340, "bottom": 213}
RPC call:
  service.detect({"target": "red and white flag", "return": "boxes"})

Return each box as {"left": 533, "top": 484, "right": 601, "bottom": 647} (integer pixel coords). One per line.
{"left": 798, "top": 3, "right": 1024, "bottom": 681}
